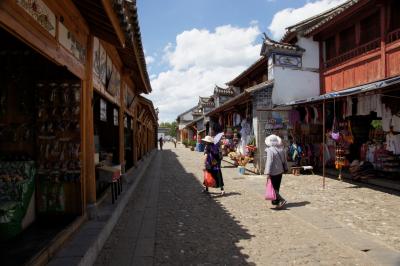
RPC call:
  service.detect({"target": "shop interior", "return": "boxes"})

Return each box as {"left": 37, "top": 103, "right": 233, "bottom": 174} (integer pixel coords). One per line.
{"left": 93, "top": 92, "right": 120, "bottom": 197}
{"left": 124, "top": 114, "right": 134, "bottom": 170}
{"left": 0, "top": 28, "right": 82, "bottom": 264}
{"left": 288, "top": 90, "right": 400, "bottom": 185}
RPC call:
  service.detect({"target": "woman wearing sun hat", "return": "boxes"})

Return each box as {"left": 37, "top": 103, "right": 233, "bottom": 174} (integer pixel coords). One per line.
{"left": 202, "top": 135, "right": 225, "bottom": 195}
{"left": 265, "top": 134, "right": 288, "bottom": 209}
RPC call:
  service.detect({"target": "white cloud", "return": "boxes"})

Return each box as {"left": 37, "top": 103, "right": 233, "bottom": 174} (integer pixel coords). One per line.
{"left": 149, "top": 24, "right": 262, "bottom": 122}
{"left": 145, "top": 55, "right": 155, "bottom": 64}
{"left": 268, "top": 0, "right": 347, "bottom": 40}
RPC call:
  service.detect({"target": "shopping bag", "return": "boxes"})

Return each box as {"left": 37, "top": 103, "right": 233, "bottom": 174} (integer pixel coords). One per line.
{"left": 203, "top": 170, "right": 216, "bottom": 187}
{"left": 265, "top": 178, "right": 277, "bottom": 200}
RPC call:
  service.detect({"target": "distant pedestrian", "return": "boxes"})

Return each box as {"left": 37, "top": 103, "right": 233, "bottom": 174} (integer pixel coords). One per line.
{"left": 173, "top": 138, "right": 177, "bottom": 148}
{"left": 202, "top": 136, "right": 224, "bottom": 195}
{"left": 265, "top": 134, "right": 288, "bottom": 209}
{"left": 159, "top": 137, "right": 164, "bottom": 150}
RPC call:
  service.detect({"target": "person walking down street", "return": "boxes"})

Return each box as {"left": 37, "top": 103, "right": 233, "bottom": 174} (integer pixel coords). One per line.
{"left": 173, "top": 138, "right": 177, "bottom": 148}
{"left": 202, "top": 136, "right": 225, "bottom": 195}
{"left": 265, "top": 134, "right": 288, "bottom": 209}
{"left": 159, "top": 137, "right": 163, "bottom": 150}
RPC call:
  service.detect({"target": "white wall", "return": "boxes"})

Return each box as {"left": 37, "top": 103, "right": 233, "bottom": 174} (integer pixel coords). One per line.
{"left": 270, "top": 36, "right": 320, "bottom": 105}
{"left": 297, "top": 36, "right": 319, "bottom": 69}
{"left": 181, "top": 111, "right": 193, "bottom": 122}
{"left": 272, "top": 66, "right": 320, "bottom": 105}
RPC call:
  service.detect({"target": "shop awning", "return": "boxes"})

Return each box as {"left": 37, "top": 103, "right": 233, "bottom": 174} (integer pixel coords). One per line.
{"left": 282, "top": 76, "right": 400, "bottom": 106}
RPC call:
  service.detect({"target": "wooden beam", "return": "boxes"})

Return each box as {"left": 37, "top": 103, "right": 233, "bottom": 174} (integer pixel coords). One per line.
{"left": 101, "top": 0, "right": 126, "bottom": 48}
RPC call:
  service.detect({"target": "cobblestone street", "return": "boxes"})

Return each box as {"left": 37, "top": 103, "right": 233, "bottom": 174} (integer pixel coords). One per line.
{"left": 95, "top": 143, "right": 400, "bottom": 265}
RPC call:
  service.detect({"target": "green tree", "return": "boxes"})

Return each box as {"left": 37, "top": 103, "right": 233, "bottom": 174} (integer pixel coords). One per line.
{"left": 159, "top": 121, "right": 177, "bottom": 137}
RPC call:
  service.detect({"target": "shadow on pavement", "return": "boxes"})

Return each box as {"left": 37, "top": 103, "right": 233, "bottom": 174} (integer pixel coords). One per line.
{"left": 269, "top": 201, "right": 310, "bottom": 211}
{"left": 156, "top": 150, "right": 255, "bottom": 265}
{"left": 209, "top": 191, "right": 241, "bottom": 198}
{"left": 316, "top": 169, "right": 400, "bottom": 196}
{"left": 284, "top": 201, "right": 310, "bottom": 209}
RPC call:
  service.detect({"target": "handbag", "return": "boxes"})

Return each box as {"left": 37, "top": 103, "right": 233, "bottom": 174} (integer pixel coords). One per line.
{"left": 265, "top": 178, "right": 277, "bottom": 200}
{"left": 203, "top": 170, "right": 216, "bottom": 187}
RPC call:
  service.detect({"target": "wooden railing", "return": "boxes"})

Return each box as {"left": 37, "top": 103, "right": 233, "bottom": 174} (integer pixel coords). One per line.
{"left": 387, "top": 28, "right": 400, "bottom": 43}
{"left": 325, "top": 38, "right": 380, "bottom": 68}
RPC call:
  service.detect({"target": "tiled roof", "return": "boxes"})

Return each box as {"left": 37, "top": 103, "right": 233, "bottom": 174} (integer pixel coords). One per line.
{"left": 191, "top": 108, "right": 203, "bottom": 116}
{"left": 199, "top": 96, "right": 215, "bottom": 107}
{"left": 113, "top": 0, "right": 152, "bottom": 93}
{"left": 281, "top": 0, "right": 361, "bottom": 42}
{"left": 214, "top": 85, "right": 234, "bottom": 96}
{"left": 261, "top": 34, "right": 305, "bottom": 55}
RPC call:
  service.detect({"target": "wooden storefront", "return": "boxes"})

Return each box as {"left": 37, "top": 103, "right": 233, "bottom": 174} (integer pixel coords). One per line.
{"left": 0, "top": 0, "right": 157, "bottom": 262}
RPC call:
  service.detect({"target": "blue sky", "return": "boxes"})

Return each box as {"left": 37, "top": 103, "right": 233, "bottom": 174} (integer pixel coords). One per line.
{"left": 137, "top": 0, "right": 346, "bottom": 121}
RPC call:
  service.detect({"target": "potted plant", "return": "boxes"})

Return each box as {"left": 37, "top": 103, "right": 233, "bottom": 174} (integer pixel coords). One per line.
{"left": 182, "top": 139, "right": 188, "bottom": 148}
{"left": 189, "top": 140, "right": 196, "bottom": 151}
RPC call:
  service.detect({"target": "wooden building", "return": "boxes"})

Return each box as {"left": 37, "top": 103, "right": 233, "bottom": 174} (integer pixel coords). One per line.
{"left": 0, "top": 0, "right": 157, "bottom": 262}
{"left": 283, "top": 0, "right": 400, "bottom": 94}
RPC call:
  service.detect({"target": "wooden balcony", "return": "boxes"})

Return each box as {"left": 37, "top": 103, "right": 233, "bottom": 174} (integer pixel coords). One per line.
{"left": 321, "top": 32, "right": 400, "bottom": 94}
{"left": 387, "top": 28, "right": 400, "bottom": 43}
{"left": 325, "top": 38, "right": 381, "bottom": 68}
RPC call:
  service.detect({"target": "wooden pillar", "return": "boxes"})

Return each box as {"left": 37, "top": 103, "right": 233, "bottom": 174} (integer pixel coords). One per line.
{"left": 119, "top": 81, "right": 125, "bottom": 171}
{"left": 83, "top": 35, "right": 96, "bottom": 207}
{"left": 322, "top": 100, "right": 326, "bottom": 189}
{"left": 133, "top": 107, "right": 138, "bottom": 165}
{"left": 380, "top": 4, "right": 387, "bottom": 78}
{"left": 319, "top": 41, "right": 324, "bottom": 94}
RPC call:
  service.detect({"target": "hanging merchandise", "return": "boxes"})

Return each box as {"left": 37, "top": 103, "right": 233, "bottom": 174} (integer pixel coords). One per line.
{"left": 342, "top": 121, "right": 354, "bottom": 144}
{"left": 35, "top": 82, "right": 81, "bottom": 213}
{"left": 330, "top": 99, "right": 340, "bottom": 141}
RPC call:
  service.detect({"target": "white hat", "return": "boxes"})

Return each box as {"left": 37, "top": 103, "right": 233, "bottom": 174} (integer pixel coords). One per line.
{"left": 265, "top": 134, "right": 282, "bottom": 147}
{"left": 202, "top": 136, "right": 214, "bottom": 143}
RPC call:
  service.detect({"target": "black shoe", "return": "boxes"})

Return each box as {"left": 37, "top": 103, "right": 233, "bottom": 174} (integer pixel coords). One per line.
{"left": 277, "top": 199, "right": 287, "bottom": 209}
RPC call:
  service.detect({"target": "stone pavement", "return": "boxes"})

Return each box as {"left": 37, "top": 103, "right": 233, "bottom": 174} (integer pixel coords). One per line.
{"left": 95, "top": 142, "right": 400, "bottom": 265}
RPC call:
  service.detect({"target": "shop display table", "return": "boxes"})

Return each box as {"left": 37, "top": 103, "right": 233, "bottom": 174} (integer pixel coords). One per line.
{"left": 291, "top": 166, "right": 314, "bottom": 176}
{"left": 97, "top": 165, "right": 122, "bottom": 204}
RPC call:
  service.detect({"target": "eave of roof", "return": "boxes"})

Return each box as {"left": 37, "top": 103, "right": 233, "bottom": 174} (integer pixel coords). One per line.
{"left": 206, "top": 80, "right": 274, "bottom": 117}
{"left": 226, "top": 56, "right": 267, "bottom": 86}
{"left": 73, "top": 0, "right": 152, "bottom": 94}
{"left": 260, "top": 35, "right": 305, "bottom": 56}
{"left": 137, "top": 95, "right": 157, "bottom": 122}
{"left": 214, "top": 85, "right": 234, "bottom": 96}
{"left": 185, "top": 116, "right": 204, "bottom": 128}
{"left": 281, "top": 0, "right": 362, "bottom": 42}
{"left": 205, "top": 92, "right": 251, "bottom": 117}
{"left": 176, "top": 105, "right": 198, "bottom": 120}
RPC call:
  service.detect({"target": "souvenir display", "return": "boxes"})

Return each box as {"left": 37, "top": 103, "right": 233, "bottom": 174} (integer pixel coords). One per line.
{"left": 36, "top": 82, "right": 81, "bottom": 183}
{"left": 0, "top": 160, "right": 35, "bottom": 240}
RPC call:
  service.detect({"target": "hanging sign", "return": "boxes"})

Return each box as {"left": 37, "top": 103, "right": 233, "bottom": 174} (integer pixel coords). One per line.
{"left": 17, "top": 0, "right": 56, "bottom": 37}
{"left": 58, "top": 22, "right": 86, "bottom": 63}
